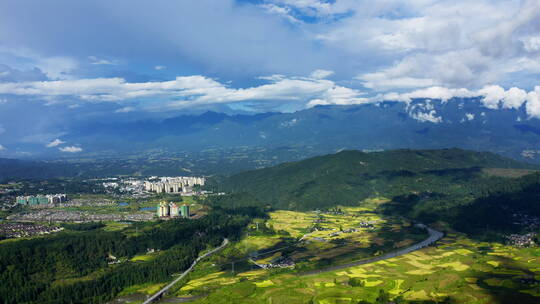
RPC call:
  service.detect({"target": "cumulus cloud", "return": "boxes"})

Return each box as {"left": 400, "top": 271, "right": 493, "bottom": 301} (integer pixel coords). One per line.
{"left": 410, "top": 110, "right": 442, "bottom": 123}
{"left": 46, "top": 138, "right": 65, "bottom": 147}
{"left": 374, "top": 84, "right": 535, "bottom": 111}
{"left": 406, "top": 99, "right": 443, "bottom": 123}
{"left": 302, "top": 0, "right": 540, "bottom": 91}
{"left": 376, "top": 87, "right": 477, "bottom": 103}
{"left": 526, "top": 87, "right": 540, "bottom": 118}
{"left": 461, "top": 113, "right": 475, "bottom": 123}
{"left": 309, "top": 69, "right": 334, "bottom": 79}
{"left": 59, "top": 146, "right": 82, "bottom": 153}
{"left": 154, "top": 65, "right": 166, "bottom": 70}
{"left": 0, "top": 71, "right": 368, "bottom": 110}
{"left": 0, "top": 144, "right": 5, "bottom": 151}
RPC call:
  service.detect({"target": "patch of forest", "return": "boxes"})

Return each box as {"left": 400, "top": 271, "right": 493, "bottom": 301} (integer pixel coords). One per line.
{"left": 0, "top": 206, "right": 265, "bottom": 304}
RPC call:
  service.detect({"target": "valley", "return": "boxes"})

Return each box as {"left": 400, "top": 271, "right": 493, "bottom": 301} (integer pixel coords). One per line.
{"left": 1, "top": 149, "right": 539, "bottom": 304}
{"left": 148, "top": 199, "right": 539, "bottom": 304}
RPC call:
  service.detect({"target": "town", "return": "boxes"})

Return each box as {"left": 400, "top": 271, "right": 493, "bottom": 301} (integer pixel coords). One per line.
{"left": 0, "top": 222, "right": 63, "bottom": 238}
{"left": 101, "top": 176, "right": 206, "bottom": 196}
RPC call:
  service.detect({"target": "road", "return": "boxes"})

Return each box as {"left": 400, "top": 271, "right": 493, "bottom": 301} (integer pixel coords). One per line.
{"left": 142, "top": 238, "right": 229, "bottom": 304}
{"left": 300, "top": 224, "right": 444, "bottom": 276}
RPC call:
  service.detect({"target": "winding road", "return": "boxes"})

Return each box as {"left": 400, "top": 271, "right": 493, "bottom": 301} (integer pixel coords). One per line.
{"left": 143, "top": 224, "right": 443, "bottom": 303}
{"left": 300, "top": 224, "right": 444, "bottom": 276}
{"left": 142, "top": 238, "right": 229, "bottom": 304}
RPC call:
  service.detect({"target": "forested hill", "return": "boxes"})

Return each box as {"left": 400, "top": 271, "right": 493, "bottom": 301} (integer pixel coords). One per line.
{"left": 221, "top": 148, "right": 537, "bottom": 211}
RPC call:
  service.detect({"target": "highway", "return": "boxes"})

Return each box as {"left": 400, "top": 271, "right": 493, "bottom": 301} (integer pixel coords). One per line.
{"left": 142, "top": 238, "right": 229, "bottom": 304}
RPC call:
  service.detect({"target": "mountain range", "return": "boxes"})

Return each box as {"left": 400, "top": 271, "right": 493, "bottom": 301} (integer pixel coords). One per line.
{"left": 65, "top": 97, "right": 540, "bottom": 162}
{"left": 4, "top": 96, "right": 540, "bottom": 170}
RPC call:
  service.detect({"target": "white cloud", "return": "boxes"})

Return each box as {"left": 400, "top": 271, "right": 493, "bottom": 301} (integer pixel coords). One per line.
{"left": 304, "top": 0, "right": 540, "bottom": 91}
{"left": 526, "top": 87, "right": 540, "bottom": 119}
{"left": 88, "top": 56, "right": 117, "bottom": 65}
{"left": 502, "top": 87, "right": 528, "bottom": 109}
{"left": 35, "top": 56, "right": 78, "bottom": 80}
{"left": 46, "top": 138, "right": 65, "bottom": 147}
{"left": 410, "top": 110, "right": 442, "bottom": 123}
{"left": 309, "top": 69, "right": 334, "bottom": 79}
{"left": 260, "top": 4, "right": 301, "bottom": 23}
{"left": 0, "top": 72, "right": 368, "bottom": 110}
{"left": 0, "top": 144, "right": 5, "bottom": 151}
{"left": 373, "top": 84, "right": 537, "bottom": 115}
{"left": 59, "top": 146, "right": 82, "bottom": 153}
{"left": 478, "top": 85, "right": 506, "bottom": 109}
{"left": 115, "top": 106, "right": 135, "bottom": 113}
{"left": 376, "top": 86, "right": 476, "bottom": 103}
{"left": 465, "top": 113, "right": 475, "bottom": 121}
{"left": 154, "top": 65, "right": 166, "bottom": 70}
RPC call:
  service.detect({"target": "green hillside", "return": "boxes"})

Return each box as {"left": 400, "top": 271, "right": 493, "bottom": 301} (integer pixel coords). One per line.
{"left": 221, "top": 149, "right": 540, "bottom": 235}
{"left": 223, "top": 148, "right": 533, "bottom": 209}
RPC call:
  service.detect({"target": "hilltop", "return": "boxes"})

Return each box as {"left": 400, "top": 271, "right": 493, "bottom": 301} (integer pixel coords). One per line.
{"left": 222, "top": 148, "right": 534, "bottom": 209}
{"left": 220, "top": 148, "right": 540, "bottom": 235}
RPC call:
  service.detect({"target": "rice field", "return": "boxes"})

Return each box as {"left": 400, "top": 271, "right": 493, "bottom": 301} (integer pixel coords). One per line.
{"left": 176, "top": 222, "right": 540, "bottom": 304}
{"left": 180, "top": 233, "right": 540, "bottom": 304}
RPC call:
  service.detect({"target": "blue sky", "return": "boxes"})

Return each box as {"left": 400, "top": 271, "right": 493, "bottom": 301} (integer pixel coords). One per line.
{"left": 1, "top": 0, "right": 540, "bottom": 154}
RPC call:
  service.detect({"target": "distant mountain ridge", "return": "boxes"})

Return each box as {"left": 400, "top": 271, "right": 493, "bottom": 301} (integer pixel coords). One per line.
{"left": 4, "top": 97, "right": 540, "bottom": 167}
{"left": 62, "top": 97, "right": 540, "bottom": 163}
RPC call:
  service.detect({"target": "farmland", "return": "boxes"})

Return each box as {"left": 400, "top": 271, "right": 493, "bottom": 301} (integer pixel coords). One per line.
{"left": 130, "top": 196, "right": 540, "bottom": 304}
{"left": 176, "top": 232, "right": 540, "bottom": 304}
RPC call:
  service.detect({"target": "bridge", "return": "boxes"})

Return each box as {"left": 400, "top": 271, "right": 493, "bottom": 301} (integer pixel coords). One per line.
{"left": 142, "top": 238, "right": 229, "bottom": 304}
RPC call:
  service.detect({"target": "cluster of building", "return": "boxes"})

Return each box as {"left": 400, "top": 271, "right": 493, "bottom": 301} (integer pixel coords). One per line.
{"left": 328, "top": 228, "right": 362, "bottom": 237}
{"left": 16, "top": 194, "right": 67, "bottom": 206}
{"left": 250, "top": 256, "right": 295, "bottom": 269}
{"left": 0, "top": 223, "right": 63, "bottom": 238}
{"left": 505, "top": 233, "right": 536, "bottom": 247}
{"left": 156, "top": 201, "right": 190, "bottom": 218}
{"left": 7, "top": 209, "right": 154, "bottom": 222}
{"left": 144, "top": 177, "right": 205, "bottom": 194}
{"left": 359, "top": 221, "right": 376, "bottom": 228}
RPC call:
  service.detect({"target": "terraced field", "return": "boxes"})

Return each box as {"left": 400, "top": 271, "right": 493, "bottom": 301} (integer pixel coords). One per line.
{"left": 178, "top": 233, "right": 540, "bottom": 304}
{"left": 114, "top": 197, "right": 540, "bottom": 304}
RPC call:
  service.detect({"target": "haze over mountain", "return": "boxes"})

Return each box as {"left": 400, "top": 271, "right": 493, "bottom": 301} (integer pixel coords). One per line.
{"left": 3, "top": 96, "right": 539, "bottom": 166}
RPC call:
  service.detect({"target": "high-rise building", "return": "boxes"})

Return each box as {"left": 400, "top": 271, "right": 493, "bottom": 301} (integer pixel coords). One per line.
{"left": 180, "top": 204, "right": 190, "bottom": 218}
{"left": 16, "top": 196, "right": 28, "bottom": 205}
{"left": 169, "top": 202, "right": 179, "bottom": 217}
{"left": 157, "top": 201, "right": 169, "bottom": 217}
{"left": 15, "top": 194, "right": 67, "bottom": 206}
{"left": 144, "top": 177, "right": 205, "bottom": 194}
